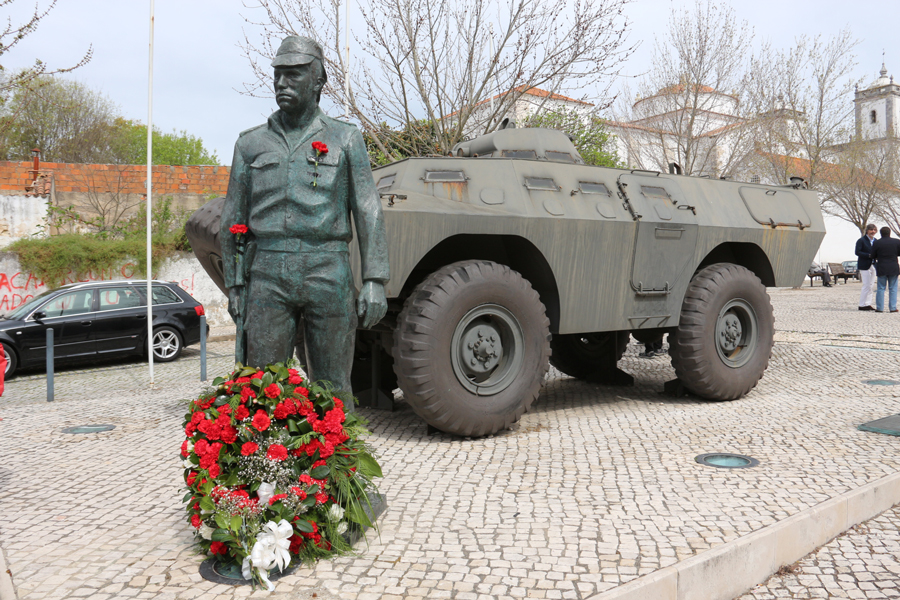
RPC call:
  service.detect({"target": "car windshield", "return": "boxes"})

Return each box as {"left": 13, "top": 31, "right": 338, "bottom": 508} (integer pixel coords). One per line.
{"left": 4, "top": 289, "right": 56, "bottom": 320}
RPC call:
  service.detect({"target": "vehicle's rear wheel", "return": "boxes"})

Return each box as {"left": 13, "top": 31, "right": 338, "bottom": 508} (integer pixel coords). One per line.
{"left": 3, "top": 345, "right": 17, "bottom": 379}
{"left": 669, "top": 263, "right": 774, "bottom": 400}
{"left": 393, "top": 260, "right": 551, "bottom": 437}
{"left": 152, "top": 326, "right": 183, "bottom": 362}
{"left": 549, "top": 333, "right": 629, "bottom": 379}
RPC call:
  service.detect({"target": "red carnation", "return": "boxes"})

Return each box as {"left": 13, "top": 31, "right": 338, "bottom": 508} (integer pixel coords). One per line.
{"left": 229, "top": 224, "right": 248, "bottom": 235}
{"left": 311, "top": 459, "right": 327, "bottom": 469}
{"left": 218, "top": 405, "right": 231, "bottom": 416}
{"left": 181, "top": 440, "right": 191, "bottom": 458}
{"left": 186, "top": 471, "right": 198, "bottom": 486}
{"left": 220, "top": 425, "right": 238, "bottom": 444}
{"left": 289, "top": 534, "right": 304, "bottom": 554}
{"left": 268, "top": 493, "right": 287, "bottom": 506}
{"left": 241, "top": 442, "right": 259, "bottom": 456}
{"left": 208, "top": 463, "right": 221, "bottom": 479}
{"left": 315, "top": 492, "right": 328, "bottom": 505}
{"left": 294, "top": 386, "right": 310, "bottom": 398}
{"left": 209, "top": 541, "right": 228, "bottom": 555}
{"left": 251, "top": 410, "right": 271, "bottom": 431}
{"left": 191, "top": 514, "right": 202, "bottom": 528}
{"left": 264, "top": 383, "right": 281, "bottom": 399}
{"left": 235, "top": 405, "right": 250, "bottom": 420}
{"left": 240, "top": 387, "right": 256, "bottom": 403}
{"left": 267, "top": 444, "right": 288, "bottom": 461}
{"left": 252, "top": 371, "right": 265, "bottom": 380}
{"left": 312, "top": 141, "right": 328, "bottom": 154}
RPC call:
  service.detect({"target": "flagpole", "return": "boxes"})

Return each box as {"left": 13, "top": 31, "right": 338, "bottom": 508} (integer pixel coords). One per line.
{"left": 146, "top": 0, "right": 155, "bottom": 385}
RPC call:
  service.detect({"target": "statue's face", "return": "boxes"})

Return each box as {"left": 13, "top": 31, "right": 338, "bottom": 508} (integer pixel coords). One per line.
{"left": 274, "top": 64, "right": 321, "bottom": 114}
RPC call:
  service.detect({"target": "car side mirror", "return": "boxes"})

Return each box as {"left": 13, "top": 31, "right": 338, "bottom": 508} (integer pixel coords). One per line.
{"left": 33, "top": 310, "right": 46, "bottom": 322}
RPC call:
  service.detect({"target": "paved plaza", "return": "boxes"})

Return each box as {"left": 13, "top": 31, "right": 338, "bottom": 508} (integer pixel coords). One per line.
{"left": 1, "top": 280, "right": 899, "bottom": 599}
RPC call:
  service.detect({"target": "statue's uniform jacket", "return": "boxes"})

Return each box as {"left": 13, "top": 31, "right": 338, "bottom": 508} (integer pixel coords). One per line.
{"left": 220, "top": 109, "right": 390, "bottom": 388}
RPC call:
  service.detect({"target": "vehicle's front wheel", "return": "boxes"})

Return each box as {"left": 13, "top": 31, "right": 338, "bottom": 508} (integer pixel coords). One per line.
{"left": 393, "top": 260, "right": 551, "bottom": 437}
{"left": 152, "top": 326, "right": 183, "bottom": 362}
{"left": 669, "top": 263, "right": 774, "bottom": 400}
{"left": 3, "top": 344, "right": 17, "bottom": 379}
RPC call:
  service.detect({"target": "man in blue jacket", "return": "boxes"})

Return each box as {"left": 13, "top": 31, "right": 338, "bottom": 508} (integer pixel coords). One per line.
{"left": 871, "top": 227, "right": 900, "bottom": 313}
{"left": 855, "top": 224, "right": 877, "bottom": 311}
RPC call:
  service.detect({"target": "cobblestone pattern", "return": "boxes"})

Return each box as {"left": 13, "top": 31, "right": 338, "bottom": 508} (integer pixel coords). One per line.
{"left": 736, "top": 503, "right": 900, "bottom": 599}
{"left": 1, "top": 283, "right": 898, "bottom": 599}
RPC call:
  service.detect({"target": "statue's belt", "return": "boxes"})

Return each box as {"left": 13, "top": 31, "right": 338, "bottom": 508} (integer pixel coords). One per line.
{"left": 255, "top": 238, "right": 349, "bottom": 253}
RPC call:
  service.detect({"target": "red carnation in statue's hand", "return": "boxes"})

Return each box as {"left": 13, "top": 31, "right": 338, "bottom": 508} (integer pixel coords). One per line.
{"left": 312, "top": 141, "right": 328, "bottom": 155}
{"left": 229, "top": 224, "right": 248, "bottom": 235}
{"left": 264, "top": 383, "right": 281, "bottom": 399}
{"left": 241, "top": 442, "right": 259, "bottom": 456}
{"left": 251, "top": 410, "right": 271, "bottom": 431}
{"left": 267, "top": 444, "right": 288, "bottom": 462}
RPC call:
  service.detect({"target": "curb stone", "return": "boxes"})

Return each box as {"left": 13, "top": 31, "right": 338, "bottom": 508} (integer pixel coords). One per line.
{"left": 0, "top": 545, "right": 16, "bottom": 600}
{"left": 588, "top": 470, "right": 900, "bottom": 600}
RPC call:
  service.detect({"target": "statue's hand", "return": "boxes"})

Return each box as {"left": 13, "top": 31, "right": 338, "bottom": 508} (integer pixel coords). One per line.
{"left": 228, "top": 286, "right": 243, "bottom": 320}
{"left": 358, "top": 281, "right": 387, "bottom": 329}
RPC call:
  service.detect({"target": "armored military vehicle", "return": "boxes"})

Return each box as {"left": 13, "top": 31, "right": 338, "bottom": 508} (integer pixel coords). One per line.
{"left": 187, "top": 125, "right": 824, "bottom": 437}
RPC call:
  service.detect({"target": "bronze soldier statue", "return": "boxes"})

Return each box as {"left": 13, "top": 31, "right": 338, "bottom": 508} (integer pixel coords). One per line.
{"left": 220, "top": 36, "right": 389, "bottom": 404}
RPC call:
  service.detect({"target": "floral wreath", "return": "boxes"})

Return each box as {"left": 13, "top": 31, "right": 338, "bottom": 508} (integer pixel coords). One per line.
{"left": 181, "top": 361, "right": 382, "bottom": 590}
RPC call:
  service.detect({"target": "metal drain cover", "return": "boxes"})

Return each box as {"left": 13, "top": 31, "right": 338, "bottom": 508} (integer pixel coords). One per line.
{"left": 695, "top": 453, "right": 759, "bottom": 469}
{"left": 864, "top": 379, "right": 900, "bottom": 386}
{"left": 62, "top": 425, "right": 116, "bottom": 434}
{"left": 859, "top": 415, "right": 900, "bottom": 437}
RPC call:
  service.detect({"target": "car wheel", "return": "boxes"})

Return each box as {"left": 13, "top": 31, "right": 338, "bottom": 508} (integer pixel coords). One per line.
{"left": 3, "top": 345, "right": 17, "bottom": 379}
{"left": 549, "top": 332, "right": 629, "bottom": 379}
{"left": 669, "top": 263, "right": 774, "bottom": 400}
{"left": 393, "top": 260, "right": 551, "bottom": 437}
{"left": 152, "top": 326, "right": 183, "bottom": 362}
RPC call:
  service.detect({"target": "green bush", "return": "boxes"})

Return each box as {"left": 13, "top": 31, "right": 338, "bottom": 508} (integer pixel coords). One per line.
{"left": 8, "top": 197, "right": 193, "bottom": 288}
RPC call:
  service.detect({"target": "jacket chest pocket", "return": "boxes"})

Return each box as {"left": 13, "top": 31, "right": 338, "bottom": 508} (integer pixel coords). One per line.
{"left": 307, "top": 150, "right": 342, "bottom": 191}
{"left": 249, "top": 154, "right": 284, "bottom": 194}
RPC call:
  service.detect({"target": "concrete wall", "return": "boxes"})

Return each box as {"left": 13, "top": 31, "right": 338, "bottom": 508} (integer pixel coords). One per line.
{"left": 0, "top": 251, "right": 230, "bottom": 326}
{"left": 0, "top": 194, "right": 47, "bottom": 245}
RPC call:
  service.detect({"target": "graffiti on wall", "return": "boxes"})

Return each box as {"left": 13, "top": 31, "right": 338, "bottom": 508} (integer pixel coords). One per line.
{"left": 0, "top": 263, "right": 199, "bottom": 313}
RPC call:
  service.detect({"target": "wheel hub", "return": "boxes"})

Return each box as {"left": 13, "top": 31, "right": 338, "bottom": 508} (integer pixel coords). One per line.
{"left": 719, "top": 314, "right": 742, "bottom": 351}
{"left": 462, "top": 326, "right": 503, "bottom": 373}
{"left": 450, "top": 304, "right": 525, "bottom": 395}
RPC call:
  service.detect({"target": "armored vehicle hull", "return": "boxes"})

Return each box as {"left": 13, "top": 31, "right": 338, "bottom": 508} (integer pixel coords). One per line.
{"left": 188, "top": 127, "right": 824, "bottom": 437}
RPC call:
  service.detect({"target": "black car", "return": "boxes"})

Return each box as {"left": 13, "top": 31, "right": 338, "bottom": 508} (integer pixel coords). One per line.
{"left": 0, "top": 280, "right": 206, "bottom": 378}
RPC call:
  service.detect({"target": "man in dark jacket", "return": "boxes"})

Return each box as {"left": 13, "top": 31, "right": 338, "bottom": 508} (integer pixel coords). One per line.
{"left": 871, "top": 227, "right": 900, "bottom": 313}
{"left": 855, "top": 224, "right": 877, "bottom": 310}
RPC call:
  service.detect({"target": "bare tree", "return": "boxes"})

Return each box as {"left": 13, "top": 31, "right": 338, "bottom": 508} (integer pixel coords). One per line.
{"left": 239, "top": 0, "right": 635, "bottom": 159}
{"left": 0, "top": 0, "right": 92, "bottom": 113}
{"left": 818, "top": 140, "right": 896, "bottom": 233}
{"left": 66, "top": 165, "right": 145, "bottom": 235}
{"left": 745, "top": 30, "right": 861, "bottom": 189}
{"left": 610, "top": 1, "right": 755, "bottom": 177}
{"left": 1, "top": 76, "right": 120, "bottom": 162}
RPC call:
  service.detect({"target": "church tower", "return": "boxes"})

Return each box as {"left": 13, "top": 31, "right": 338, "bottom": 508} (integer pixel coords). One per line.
{"left": 855, "top": 63, "right": 900, "bottom": 141}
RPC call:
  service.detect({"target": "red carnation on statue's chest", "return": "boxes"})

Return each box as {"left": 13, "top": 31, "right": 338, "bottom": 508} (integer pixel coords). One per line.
{"left": 229, "top": 224, "right": 248, "bottom": 235}
{"left": 312, "top": 141, "right": 328, "bottom": 154}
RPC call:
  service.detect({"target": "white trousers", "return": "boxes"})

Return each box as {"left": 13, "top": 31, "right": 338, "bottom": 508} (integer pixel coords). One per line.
{"left": 859, "top": 266, "right": 877, "bottom": 307}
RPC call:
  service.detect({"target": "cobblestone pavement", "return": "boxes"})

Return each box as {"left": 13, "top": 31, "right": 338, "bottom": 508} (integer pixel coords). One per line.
{"left": 737, "top": 504, "right": 900, "bottom": 599}
{"left": 1, "top": 281, "right": 899, "bottom": 599}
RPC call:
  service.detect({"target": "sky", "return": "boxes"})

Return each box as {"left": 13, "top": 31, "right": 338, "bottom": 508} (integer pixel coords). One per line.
{"left": 2, "top": 0, "right": 896, "bottom": 262}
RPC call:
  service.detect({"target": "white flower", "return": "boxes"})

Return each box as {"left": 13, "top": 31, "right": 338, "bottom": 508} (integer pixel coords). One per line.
{"left": 186, "top": 440, "right": 194, "bottom": 453}
{"left": 327, "top": 503, "right": 345, "bottom": 522}
{"left": 182, "top": 458, "right": 194, "bottom": 469}
{"left": 257, "top": 482, "right": 276, "bottom": 507}
{"left": 198, "top": 523, "right": 215, "bottom": 540}
{"left": 336, "top": 522, "right": 348, "bottom": 535}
